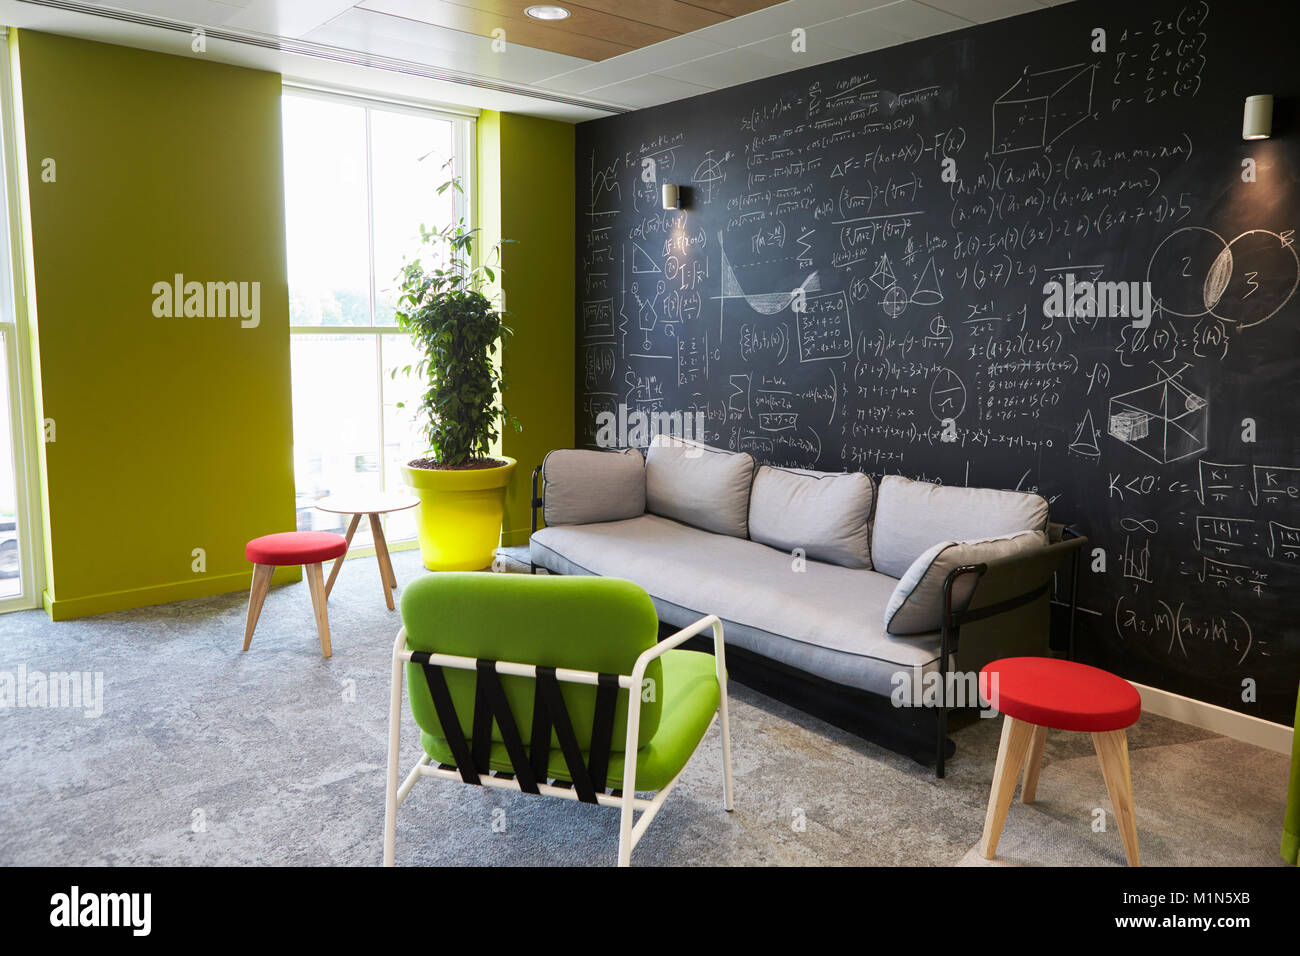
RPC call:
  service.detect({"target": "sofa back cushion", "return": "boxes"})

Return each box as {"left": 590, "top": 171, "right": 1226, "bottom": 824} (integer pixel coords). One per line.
{"left": 748, "top": 466, "right": 875, "bottom": 568}
{"left": 542, "top": 448, "right": 645, "bottom": 526}
{"left": 883, "top": 530, "right": 1047, "bottom": 635}
{"left": 645, "top": 435, "right": 754, "bottom": 538}
{"left": 871, "top": 475, "right": 1049, "bottom": 578}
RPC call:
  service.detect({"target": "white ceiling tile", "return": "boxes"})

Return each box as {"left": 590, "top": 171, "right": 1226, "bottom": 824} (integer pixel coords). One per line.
{"left": 78, "top": 0, "right": 247, "bottom": 23}
{"left": 866, "top": 1, "right": 974, "bottom": 39}
{"left": 535, "top": 31, "right": 734, "bottom": 91}
{"left": 532, "top": 66, "right": 618, "bottom": 95}
{"left": 583, "top": 72, "right": 714, "bottom": 109}
{"left": 922, "top": 0, "right": 1043, "bottom": 21}
{"left": 223, "top": 0, "right": 357, "bottom": 38}
{"left": 738, "top": 28, "right": 860, "bottom": 67}
{"left": 806, "top": 15, "right": 914, "bottom": 54}
{"left": 669, "top": 46, "right": 806, "bottom": 89}
{"left": 304, "top": 7, "right": 592, "bottom": 84}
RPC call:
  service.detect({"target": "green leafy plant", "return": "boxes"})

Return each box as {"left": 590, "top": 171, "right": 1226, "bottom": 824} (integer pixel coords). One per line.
{"left": 393, "top": 172, "right": 519, "bottom": 467}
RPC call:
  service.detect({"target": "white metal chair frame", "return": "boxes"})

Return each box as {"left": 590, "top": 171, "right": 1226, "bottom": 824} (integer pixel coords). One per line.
{"left": 383, "top": 613, "right": 734, "bottom": 867}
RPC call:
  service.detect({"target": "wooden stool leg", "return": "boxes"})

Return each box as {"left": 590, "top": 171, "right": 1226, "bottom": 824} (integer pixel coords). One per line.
{"left": 1093, "top": 729, "right": 1140, "bottom": 866}
{"left": 980, "top": 716, "right": 1036, "bottom": 859}
{"left": 243, "top": 564, "right": 274, "bottom": 651}
{"left": 305, "top": 562, "right": 332, "bottom": 658}
{"left": 324, "top": 513, "right": 361, "bottom": 598}
{"left": 368, "top": 513, "right": 397, "bottom": 610}
{"left": 1021, "top": 724, "right": 1049, "bottom": 804}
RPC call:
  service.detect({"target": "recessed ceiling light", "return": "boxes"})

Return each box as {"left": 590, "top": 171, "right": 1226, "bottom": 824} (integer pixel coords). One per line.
{"left": 525, "top": 5, "right": 571, "bottom": 20}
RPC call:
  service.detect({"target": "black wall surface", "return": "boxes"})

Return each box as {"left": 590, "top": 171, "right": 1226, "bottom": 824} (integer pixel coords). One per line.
{"left": 574, "top": 0, "right": 1300, "bottom": 724}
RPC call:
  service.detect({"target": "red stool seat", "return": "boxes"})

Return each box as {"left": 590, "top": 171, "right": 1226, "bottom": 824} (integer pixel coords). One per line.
{"left": 981, "top": 657, "right": 1141, "bottom": 732}
{"left": 246, "top": 531, "right": 347, "bottom": 567}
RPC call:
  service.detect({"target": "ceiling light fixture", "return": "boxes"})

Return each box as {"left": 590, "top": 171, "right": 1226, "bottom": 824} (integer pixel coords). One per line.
{"left": 524, "top": 5, "right": 571, "bottom": 20}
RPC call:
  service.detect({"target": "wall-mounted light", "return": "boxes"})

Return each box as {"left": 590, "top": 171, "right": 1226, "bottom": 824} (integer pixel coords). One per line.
{"left": 662, "top": 184, "right": 681, "bottom": 210}
{"left": 1243, "top": 94, "right": 1273, "bottom": 140}
{"left": 525, "top": 5, "right": 571, "bottom": 19}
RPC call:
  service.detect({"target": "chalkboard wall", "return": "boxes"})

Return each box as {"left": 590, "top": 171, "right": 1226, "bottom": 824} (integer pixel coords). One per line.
{"left": 573, "top": 0, "right": 1300, "bottom": 725}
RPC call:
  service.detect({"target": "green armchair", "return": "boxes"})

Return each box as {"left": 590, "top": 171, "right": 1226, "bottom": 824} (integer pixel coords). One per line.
{"left": 383, "top": 572, "right": 734, "bottom": 866}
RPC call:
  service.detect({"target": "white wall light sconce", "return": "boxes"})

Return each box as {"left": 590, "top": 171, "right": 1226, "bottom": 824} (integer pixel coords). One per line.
{"left": 662, "top": 184, "right": 681, "bottom": 210}
{"left": 1243, "top": 94, "right": 1273, "bottom": 140}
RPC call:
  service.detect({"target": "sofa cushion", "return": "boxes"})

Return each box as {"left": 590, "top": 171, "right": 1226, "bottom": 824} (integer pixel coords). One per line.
{"left": 542, "top": 448, "right": 645, "bottom": 526}
{"left": 883, "top": 530, "right": 1048, "bottom": 635}
{"left": 645, "top": 435, "right": 754, "bottom": 538}
{"left": 871, "top": 475, "right": 1049, "bottom": 578}
{"left": 748, "top": 466, "right": 875, "bottom": 569}
{"left": 531, "top": 515, "right": 946, "bottom": 698}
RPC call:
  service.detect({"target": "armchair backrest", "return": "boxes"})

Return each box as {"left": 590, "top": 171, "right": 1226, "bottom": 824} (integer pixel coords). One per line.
{"left": 400, "top": 573, "right": 663, "bottom": 753}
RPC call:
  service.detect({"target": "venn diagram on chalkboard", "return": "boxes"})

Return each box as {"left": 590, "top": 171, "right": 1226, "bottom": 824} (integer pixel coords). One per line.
{"left": 1147, "top": 226, "right": 1299, "bottom": 330}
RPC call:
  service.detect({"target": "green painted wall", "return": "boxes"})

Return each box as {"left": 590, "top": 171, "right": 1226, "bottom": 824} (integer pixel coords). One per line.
{"left": 477, "top": 111, "right": 575, "bottom": 547}
{"left": 13, "top": 31, "right": 296, "bottom": 619}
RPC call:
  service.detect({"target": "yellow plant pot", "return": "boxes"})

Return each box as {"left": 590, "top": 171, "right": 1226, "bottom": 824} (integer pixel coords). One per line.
{"left": 402, "top": 457, "right": 517, "bottom": 571}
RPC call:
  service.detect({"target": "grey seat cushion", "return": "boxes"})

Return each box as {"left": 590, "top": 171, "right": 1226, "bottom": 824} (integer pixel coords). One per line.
{"left": 644, "top": 436, "right": 755, "bottom": 538}
{"left": 883, "top": 530, "right": 1048, "bottom": 635}
{"left": 871, "top": 475, "right": 1049, "bottom": 578}
{"left": 530, "top": 515, "right": 945, "bottom": 698}
{"left": 541, "top": 448, "right": 645, "bottom": 526}
{"left": 748, "top": 466, "right": 874, "bottom": 569}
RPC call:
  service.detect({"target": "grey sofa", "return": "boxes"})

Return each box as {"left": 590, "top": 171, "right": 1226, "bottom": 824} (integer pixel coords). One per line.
{"left": 528, "top": 437, "right": 1086, "bottom": 776}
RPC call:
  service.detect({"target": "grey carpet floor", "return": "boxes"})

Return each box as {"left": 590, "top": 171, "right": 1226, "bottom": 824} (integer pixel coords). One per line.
{"left": 0, "top": 547, "right": 1290, "bottom": 867}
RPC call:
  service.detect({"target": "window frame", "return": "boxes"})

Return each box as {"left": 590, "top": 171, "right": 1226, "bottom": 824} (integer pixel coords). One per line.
{"left": 0, "top": 29, "right": 45, "bottom": 613}
{"left": 281, "top": 83, "right": 476, "bottom": 544}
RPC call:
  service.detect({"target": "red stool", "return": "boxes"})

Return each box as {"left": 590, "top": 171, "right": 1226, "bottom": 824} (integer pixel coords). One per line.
{"left": 979, "top": 657, "right": 1142, "bottom": 866}
{"left": 244, "top": 532, "right": 348, "bottom": 658}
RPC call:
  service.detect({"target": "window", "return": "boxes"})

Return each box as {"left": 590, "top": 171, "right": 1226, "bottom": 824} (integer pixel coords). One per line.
{"left": 282, "top": 89, "right": 473, "bottom": 546}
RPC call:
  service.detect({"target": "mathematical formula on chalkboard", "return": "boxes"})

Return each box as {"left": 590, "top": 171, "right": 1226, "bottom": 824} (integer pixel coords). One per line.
{"left": 575, "top": 0, "right": 1300, "bottom": 723}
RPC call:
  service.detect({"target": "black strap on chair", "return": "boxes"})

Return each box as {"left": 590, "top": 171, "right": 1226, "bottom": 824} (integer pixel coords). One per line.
{"left": 410, "top": 651, "right": 481, "bottom": 786}
{"left": 410, "top": 652, "right": 619, "bottom": 805}
{"left": 475, "top": 659, "right": 540, "bottom": 795}
{"left": 529, "top": 684, "right": 552, "bottom": 783}
{"left": 587, "top": 672, "right": 620, "bottom": 794}
{"left": 471, "top": 664, "right": 495, "bottom": 774}
{"left": 536, "top": 666, "right": 599, "bottom": 804}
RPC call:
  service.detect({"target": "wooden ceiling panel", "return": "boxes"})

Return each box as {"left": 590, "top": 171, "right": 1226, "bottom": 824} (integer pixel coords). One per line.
{"left": 438, "top": 0, "right": 790, "bottom": 61}
{"left": 563, "top": 0, "right": 729, "bottom": 34}
{"left": 449, "top": 1, "right": 679, "bottom": 49}
{"left": 418, "top": 3, "right": 636, "bottom": 60}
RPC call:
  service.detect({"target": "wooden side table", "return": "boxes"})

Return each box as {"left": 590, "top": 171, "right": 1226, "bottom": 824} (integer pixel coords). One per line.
{"left": 314, "top": 493, "right": 418, "bottom": 610}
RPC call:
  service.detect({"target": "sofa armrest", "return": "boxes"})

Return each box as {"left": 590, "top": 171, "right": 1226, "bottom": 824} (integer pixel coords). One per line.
{"left": 531, "top": 464, "right": 544, "bottom": 538}
{"left": 945, "top": 535, "right": 1087, "bottom": 624}
{"left": 941, "top": 534, "right": 1089, "bottom": 665}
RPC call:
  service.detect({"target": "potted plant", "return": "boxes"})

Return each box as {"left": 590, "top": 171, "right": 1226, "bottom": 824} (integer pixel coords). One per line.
{"left": 393, "top": 173, "right": 518, "bottom": 571}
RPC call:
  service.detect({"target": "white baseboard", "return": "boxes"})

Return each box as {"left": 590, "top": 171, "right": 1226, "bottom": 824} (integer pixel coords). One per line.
{"left": 1132, "top": 681, "right": 1294, "bottom": 755}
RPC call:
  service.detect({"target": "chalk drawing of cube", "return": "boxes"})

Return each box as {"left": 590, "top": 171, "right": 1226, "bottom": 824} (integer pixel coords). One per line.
{"left": 992, "top": 63, "right": 1095, "bottom": 155}
{"left": 1108, "top": 367, "right": 1208, "bottom": 465}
